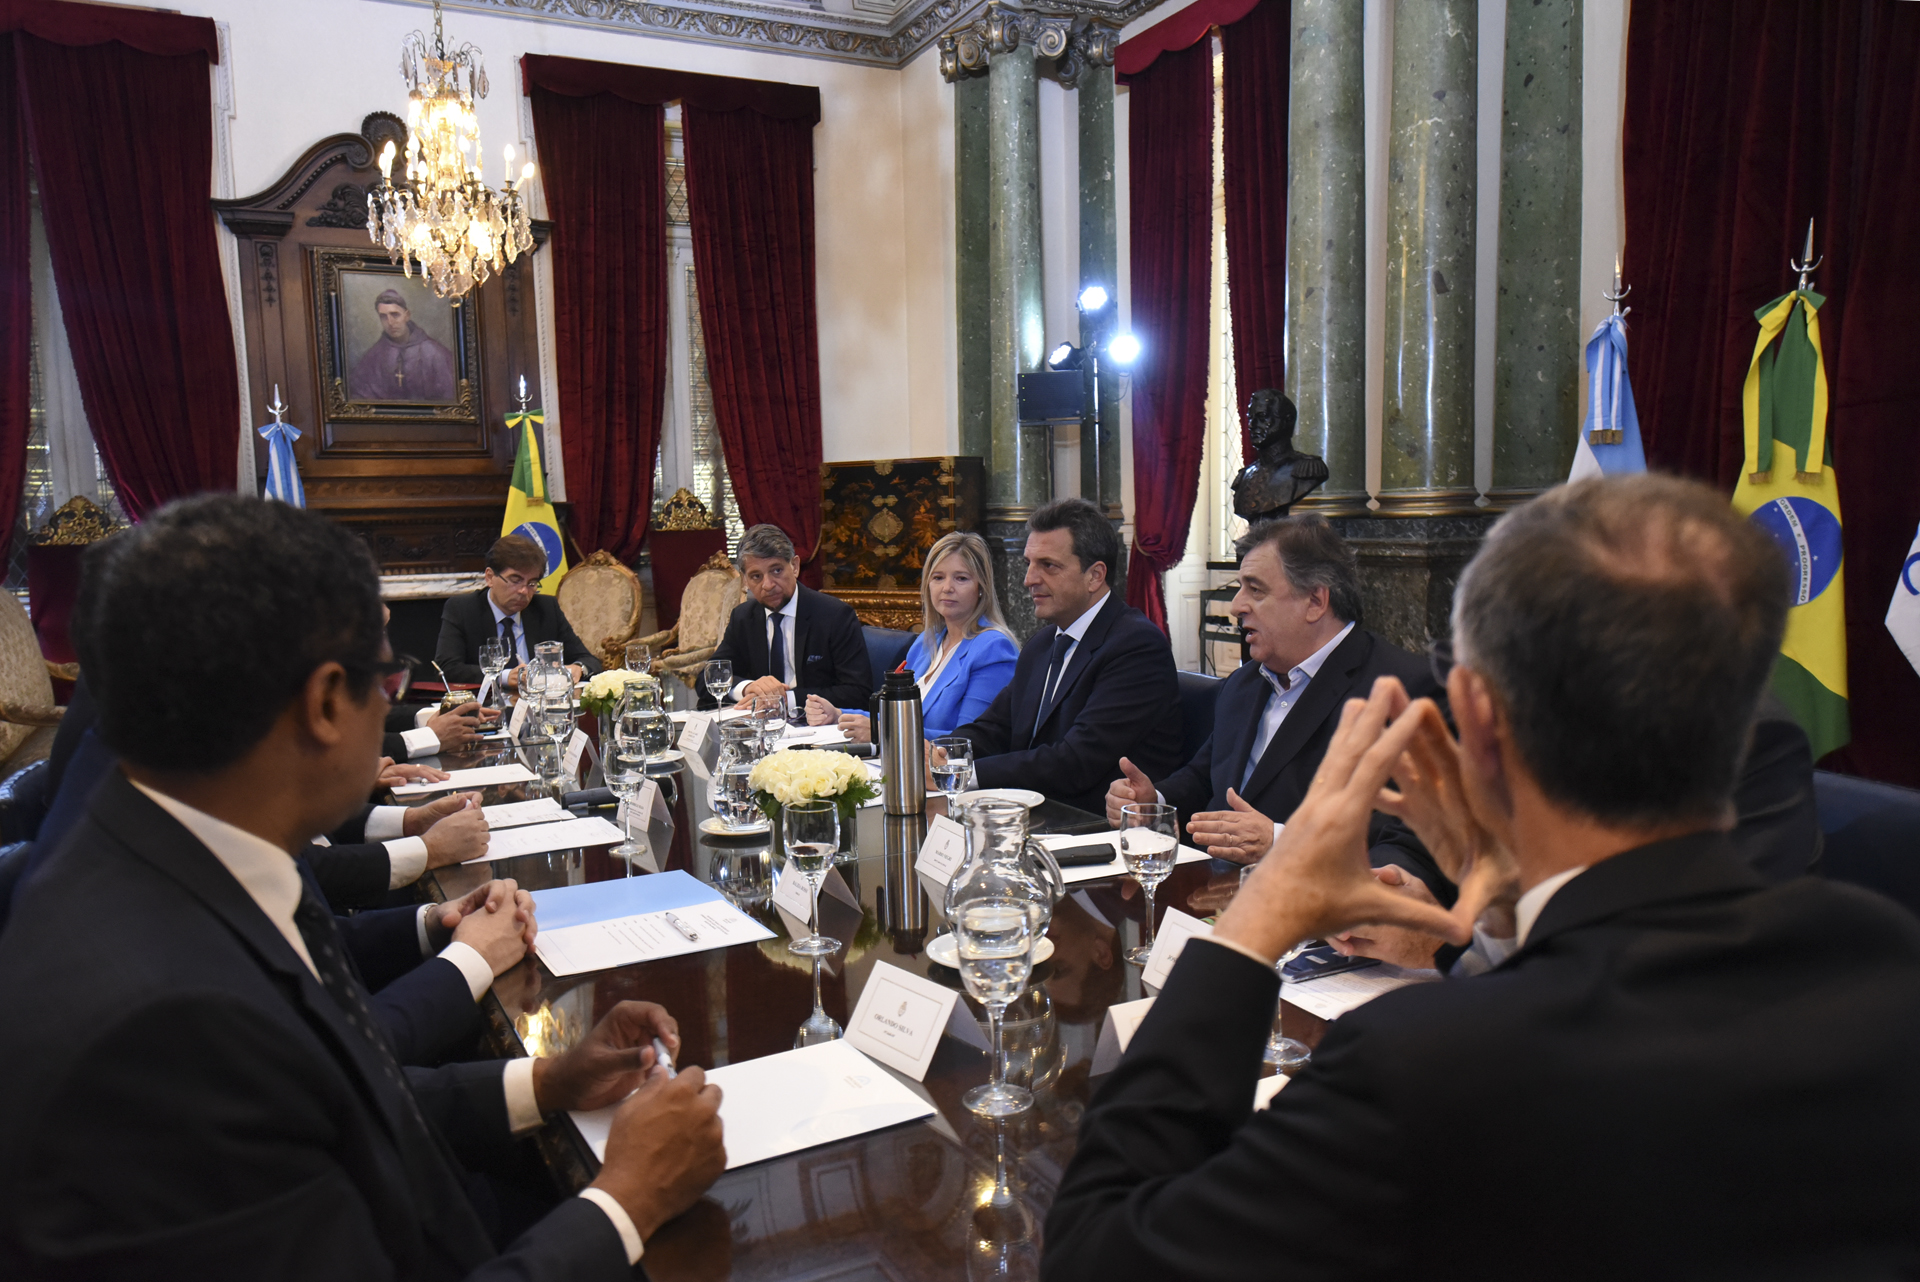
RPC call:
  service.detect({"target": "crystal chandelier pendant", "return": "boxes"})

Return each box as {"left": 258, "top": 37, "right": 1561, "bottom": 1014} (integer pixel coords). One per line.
{"left": 365, "top": 0, "right": 537, "bottom": 302}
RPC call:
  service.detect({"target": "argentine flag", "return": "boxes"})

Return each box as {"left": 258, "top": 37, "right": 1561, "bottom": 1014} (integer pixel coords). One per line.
{"left": 502, "top": 408, "right": 569, "bottom": 593}
{"left": 1568, "top": 313, "right": 1645, "bottom": 481}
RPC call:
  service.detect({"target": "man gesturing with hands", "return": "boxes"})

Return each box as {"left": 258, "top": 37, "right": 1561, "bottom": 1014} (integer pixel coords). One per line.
{"left": 1047, "top": 475, "right": 1920, "bottom": 1279}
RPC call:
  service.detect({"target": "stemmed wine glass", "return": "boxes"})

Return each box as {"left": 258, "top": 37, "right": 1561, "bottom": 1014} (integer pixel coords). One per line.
{"left": 625, "top": 640, "right": 653, "bottom": 674}
{"left": 477, "top": 638, "right": 508, "bottom": 710}
{"left": 1119, "top": 802, "right": 1179, "bottom": 965}
{"left": 783, "top": 799, "right": 842, "bottom": 957}
{"left": 607, "top": 714, "right": 651, "bottom": 871}
{"left": 931, "top": 737, "right": 973, "bottom": 812}
{"left": 794, "top": 954, "right": 842, "bottom": 1047}
{"left": 955, "top": 895, "right": 1035, "bottom": 1117}
{"left": 704, "top": 659, "right": 733, "bottom": 709}
{"left": 1238, "top": 862, "right": 1313, "bottom": 1072}
{"left": 756, "top": 701, "right": 788, "bottom": 753}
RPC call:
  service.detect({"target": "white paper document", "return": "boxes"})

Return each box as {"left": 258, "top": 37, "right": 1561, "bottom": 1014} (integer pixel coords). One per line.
{"left": 777, "top": 724, "right": 851, "bottom": 747}
{"left": 844, "top": 960, "right": 989, "bottom": 1080}
{"left": 535, "top": 896, "right": 775, "bottom": 976}
{"left": 464, "top": 816, "right": 625, "bottom": 863}
{"left": 481, "top": 797, "right": 569, "bottom": 829}
{"left": 1037, "top": 831, "right": 1211, "bottom": 884}
{"left": 570, "top": 1040, "right": 936, "bottom": 1170}
{"left": 1141, "top": 907, "right": 1213, "bottom": 992}
{"left": 1281, "top": 963, "right": 1440, "bottom": 1022}
{"left": 392, "top": 763, "right": 537, "bottom": 796}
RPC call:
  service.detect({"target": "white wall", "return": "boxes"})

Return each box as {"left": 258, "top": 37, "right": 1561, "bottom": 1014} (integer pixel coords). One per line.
{"left": 175, "top": 0, "right": 946, "bottom": 479}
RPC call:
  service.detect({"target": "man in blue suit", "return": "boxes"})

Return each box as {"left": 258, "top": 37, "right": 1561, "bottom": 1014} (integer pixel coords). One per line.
{"left": 951, "top": 498, "right": 1181, "bottom": 816}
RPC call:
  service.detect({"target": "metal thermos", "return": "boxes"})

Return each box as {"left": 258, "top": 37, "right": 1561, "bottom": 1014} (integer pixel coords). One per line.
{"left": 877, "top": 669, "right": 926, "bottom": 816}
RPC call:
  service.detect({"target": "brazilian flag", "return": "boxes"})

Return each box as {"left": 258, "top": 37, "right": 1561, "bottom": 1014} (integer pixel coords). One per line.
{"left": 1731, "top": 287, "right": 1847, "bottom": 759}
{"left": 502, "top": 407, "right": 569, "bottom": 594}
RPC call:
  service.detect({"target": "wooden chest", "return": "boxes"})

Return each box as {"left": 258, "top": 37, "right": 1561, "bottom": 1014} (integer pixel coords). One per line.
{"left": 818, "top": 456, "right": 985, "bottom": 629}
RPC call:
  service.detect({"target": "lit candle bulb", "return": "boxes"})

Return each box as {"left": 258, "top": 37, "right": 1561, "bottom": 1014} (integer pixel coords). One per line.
{"left": 520, "top": 161, "right": 536, "bottom": 184}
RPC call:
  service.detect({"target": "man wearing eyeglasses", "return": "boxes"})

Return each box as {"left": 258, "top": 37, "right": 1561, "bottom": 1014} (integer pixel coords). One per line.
{"left": 433, "top": 534, "right": 601, "bottom": 689}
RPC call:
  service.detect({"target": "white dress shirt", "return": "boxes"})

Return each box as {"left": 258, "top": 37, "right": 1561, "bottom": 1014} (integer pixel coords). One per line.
{"left": 1451, "top": 864, "right": 1589, "bottom": 977}
{"left": 731, "top": 591, "right": 800, "bottom": 713}
{"left": 489, "top": 595, "right": 532, "bottom": 667}
{"left": 125, "top": 779, "right": 643, "bottom": 1265}
{"left": 1039, "top": 590, "right": 1109, "bottom": 710}
{"left": 359, "top": 803, "right": 432, "bottom": 892}
{"left": 398, "top": 705, "right": 441, "bottom": 761}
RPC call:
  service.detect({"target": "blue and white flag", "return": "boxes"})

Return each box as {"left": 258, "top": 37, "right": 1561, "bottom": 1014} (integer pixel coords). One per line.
{"left": 258, "top": 415, "right": 306, "bottom": 508}
{"left": 1569, "top": 313, "right": 1647, "bottom": 482}
{"left": 1887, "top": 522, "right": 1920, "bottom": 680}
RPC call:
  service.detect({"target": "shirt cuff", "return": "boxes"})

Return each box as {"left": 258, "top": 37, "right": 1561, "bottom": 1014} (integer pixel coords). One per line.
{"left": 1198, "top": 933, "right": 1284, "bottom": 971}
{"left": 415, "top": 903, "right": 436, "bottom": 955}
{"left": 365, "top": 805, "right": 409, "bottom": 842}
{"left": 383, "top": 837, "right": 429, "bottom": 889}
{"left": 400, "top": 726, "right": 441, "bottom": 758}
{"left": 577, "top": 1188, "right": 645, "bottom": 1265}
{"left": 729, "top": 680, "right": 748, "bottom": 702}
{"left": 502, "top": 1056, "right": 544, "bottom": 1133}
{"left": 437, "top": 940, "right": 494, "bottom": 1001}
{"left": 414, "top": 707, "right": 436, "bottom": 729}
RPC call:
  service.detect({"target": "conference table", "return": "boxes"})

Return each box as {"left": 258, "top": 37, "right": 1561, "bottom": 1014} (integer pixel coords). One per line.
{"left": 406, "top": 729, "right": 1327, "bottom": 1281}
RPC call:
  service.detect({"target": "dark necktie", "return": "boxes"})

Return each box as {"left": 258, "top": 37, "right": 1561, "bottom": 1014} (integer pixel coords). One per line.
{"left": 292, "top": 887, "right": 411, "bottom": 1092}
{"left": 1033, "top": 630, "right": 1075, "bottom": 738}
{"left": 499, "top": 615, "right": 518, "bottom": 665}
{"left": 769, "top": 611, "right": 787, "bottom": 684}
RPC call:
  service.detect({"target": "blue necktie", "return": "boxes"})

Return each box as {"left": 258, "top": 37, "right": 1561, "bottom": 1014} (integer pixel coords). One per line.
{"left": 1033, "top": 630, "right": 1075, "bottom": 738}
{"left": 769, "top": 611, "right": 787, "bottom": 684}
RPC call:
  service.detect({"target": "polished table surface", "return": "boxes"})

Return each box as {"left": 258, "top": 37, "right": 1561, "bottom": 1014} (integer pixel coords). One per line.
{"left": 408, "top": 734, "right": 1324, "bottom": 1281}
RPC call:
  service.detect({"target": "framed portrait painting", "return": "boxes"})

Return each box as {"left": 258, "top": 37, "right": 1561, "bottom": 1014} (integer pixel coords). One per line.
{"left": 311, "top": 248, "right": 483, "bottom": 436}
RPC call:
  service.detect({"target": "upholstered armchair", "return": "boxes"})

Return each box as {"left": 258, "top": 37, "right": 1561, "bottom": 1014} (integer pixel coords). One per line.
{"left": 555, "top": 551, "right": 646, "bottom": 672}
{"left": 637, "top": 551, "right": 744, "bottom": 690}
{"left": 0, "top": 592, "right": 64, "bottom": 780}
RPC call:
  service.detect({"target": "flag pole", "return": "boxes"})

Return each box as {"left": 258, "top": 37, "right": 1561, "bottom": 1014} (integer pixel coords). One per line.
{"left": 1791, "top": 218, "right": 1820, "bottom": 293}
{"left": 1590, "top": 257, "right": 1632, "bottom": 445}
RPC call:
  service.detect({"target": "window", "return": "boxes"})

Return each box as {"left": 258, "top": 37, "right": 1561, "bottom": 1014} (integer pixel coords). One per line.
{"left": 651, "top": 120, "right": 744, "bottom": 555}
{"left": 9, "top": 170, "right": 126, "bottom": 597}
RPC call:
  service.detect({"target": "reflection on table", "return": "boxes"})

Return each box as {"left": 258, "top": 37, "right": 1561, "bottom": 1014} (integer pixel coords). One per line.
{"left": 406, "top": 735, "right": 1317, "bottom": 1281}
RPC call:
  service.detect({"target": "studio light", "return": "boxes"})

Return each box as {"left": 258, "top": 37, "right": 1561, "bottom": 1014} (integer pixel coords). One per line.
{"left": 1047, "top": 342, "right": 1083, "bottom": 371}
{"left": 1077, "top": 284, "right": 1109, "bottom": 313}
{"left": 1106, "top": 333, "right": 1142, "bottom": 366}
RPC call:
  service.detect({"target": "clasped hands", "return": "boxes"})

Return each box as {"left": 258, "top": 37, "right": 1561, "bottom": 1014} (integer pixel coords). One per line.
{"left": 1207, "top": 677, "right": 1520, "bottom": 965}
{"left": 425, "top": 876, "right": 537, "bottom": 975}
{"left": 735, "top": 676, "right": 792, "bottom": 713}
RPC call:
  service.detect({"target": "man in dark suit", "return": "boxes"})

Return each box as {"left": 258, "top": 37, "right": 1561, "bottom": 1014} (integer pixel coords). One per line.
{"left": 699, "top": 523, "right": 871, "bottom": 714}
{"left": 1045, "top": 474, "right": 1920, "bottom": 1278}
{"left": 950, "top": 498, "right": 1180, "bottom": 816}
{"left": 0, "top": 495, "right": 724, "bottom": 1278}
{"left": 1105, "top": 514, "right": 1443, "bottom": 892}
{"left": 435, "top": 534, "right": 602, "bottom": 687}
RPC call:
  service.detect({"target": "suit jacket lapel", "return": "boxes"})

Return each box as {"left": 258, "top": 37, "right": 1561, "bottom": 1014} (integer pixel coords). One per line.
{"left": 1032, "top": 592, "right": 1125, "bottom": 741}
{"left": 1511, "top": 831, "right": 1763, "bottom": 964}
{"left": 1211, "top": 664, "right": 1268, "bottom": 799}
{"left": 1238, "top": 628, "right": 1371, "bottom": 803}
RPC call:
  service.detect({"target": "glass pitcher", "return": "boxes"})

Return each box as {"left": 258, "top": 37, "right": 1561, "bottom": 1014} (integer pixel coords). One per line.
{"left": 615, "top": 676, "right": 674, "bottom": 763}
{"left": 712, "top": 720, "right": 767, "bottom": 831}
{"left": 945, "top": 799, "right": 1065, "bottom": 952}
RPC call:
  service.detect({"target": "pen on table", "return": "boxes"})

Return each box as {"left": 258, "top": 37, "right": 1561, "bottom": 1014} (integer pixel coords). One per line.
{"left": 651, "top": 1036, "right": 677, "bottom": 1079}
{"left": 662, "top": 910, "right": 699, "bottom": 942}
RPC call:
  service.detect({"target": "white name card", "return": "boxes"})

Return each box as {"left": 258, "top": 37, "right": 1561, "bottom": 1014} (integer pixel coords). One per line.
{"left": 772, "top": 858, "right": 857, "bottom": 938}
{"left": 562, "top": 728, "right": 591, "bottom": 778}
{"left": 476, "top": 673, "right": 495, "bottom": 707}
{"left": 1090, "top": 995, "right": 1154, "bottom": 1076}
{"left": 678, "top": 711, "right": 712, "bottom": 755}
{"left": 844, "top": 960, "right": 987, "bottom": 1080}
{"left": 1140, "top": 907, "right": 1213, "bottom": 993}
{"left": 508, "top": 696, "right": 531, "bottom": 739}
{"left": 914, "top": 815, "right": 968, "bottom": 888}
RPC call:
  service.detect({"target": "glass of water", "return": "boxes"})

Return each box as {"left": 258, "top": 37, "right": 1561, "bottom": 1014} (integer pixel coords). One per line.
{"left": 1238, "top": 862, "right": 1313, "bottom": 1073}
{"left": 704, "top": 659, "right": 733, "bottom": 707}
{"left": 477, "top": 638, "right": 508, "bottom": 707}
{"left": 783, "top": 800, "right": 842, "bottom": 957}
{"left": 1120, "top": 802, "right": 1179, "bottom": 965}
{"left": 931, "top": 737, "right": 973, "bottom": 811}
{"left": 712, "top": 846, "right": 773, "bottom": 910}
{"left": 625, "top": 640, "right": 653, "bottom": 674}
{"left": 955, "top": 896, "right": 1035, "bottom": 1117}
{"left": 606, "top": 752, "right": 649, "bottom": 871}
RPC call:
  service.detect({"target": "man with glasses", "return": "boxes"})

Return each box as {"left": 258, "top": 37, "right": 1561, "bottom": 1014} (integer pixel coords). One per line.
{"left": 434, "top": 534, "right": 600, "bottom": 689}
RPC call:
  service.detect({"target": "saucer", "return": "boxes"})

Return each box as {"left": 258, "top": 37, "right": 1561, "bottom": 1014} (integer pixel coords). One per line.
{"left": 954, "top": 788, "right": 1045, "bottom": 809}
{"left": 926, "top": 933, "right": 1055, "bottom": 969}
{"left": 698, "top": 816, "right": 770, "bottom": 836}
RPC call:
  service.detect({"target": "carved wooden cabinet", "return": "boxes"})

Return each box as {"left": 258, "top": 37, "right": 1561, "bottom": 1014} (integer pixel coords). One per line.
{"left": 818, "top": 457, "right": 984, "bottom": 629}
{"left": 212, "top": 113, "right": 550, "bottom": 573}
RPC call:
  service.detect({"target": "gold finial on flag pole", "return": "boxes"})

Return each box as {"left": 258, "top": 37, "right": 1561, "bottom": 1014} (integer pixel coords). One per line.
{"left": 1791, "top": 218, "right": 1821, "bottom": 292}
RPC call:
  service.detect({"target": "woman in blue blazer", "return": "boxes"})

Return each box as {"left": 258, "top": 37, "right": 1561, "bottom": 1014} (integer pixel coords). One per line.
{"left": 805, "top": 531, "right": 1019, "bottom": 741}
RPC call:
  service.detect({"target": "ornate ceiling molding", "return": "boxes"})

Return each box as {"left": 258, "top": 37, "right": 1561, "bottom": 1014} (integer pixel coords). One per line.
{"left": 416, "top": 0, "right": 1161, "bottom": 70}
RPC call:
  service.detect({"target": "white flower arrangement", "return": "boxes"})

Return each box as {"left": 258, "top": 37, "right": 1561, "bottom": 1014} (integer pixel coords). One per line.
{"left": 580, "top": 668, "right": 655, "bottom": 716}
{"left": 748, "top": 748, "right": 881, "bottom": 824}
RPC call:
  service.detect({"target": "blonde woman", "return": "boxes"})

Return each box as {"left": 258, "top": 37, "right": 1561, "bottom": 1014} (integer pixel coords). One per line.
{"left": 805, "top": 531, "right": 1020, "bottom": 742}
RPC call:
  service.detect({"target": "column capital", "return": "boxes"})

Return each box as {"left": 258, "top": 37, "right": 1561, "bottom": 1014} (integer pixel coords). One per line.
{"left": 940, "top": 3, "right": 1120, "bottom": 85}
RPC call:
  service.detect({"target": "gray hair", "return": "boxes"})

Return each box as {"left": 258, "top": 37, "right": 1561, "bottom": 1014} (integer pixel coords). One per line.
{"left": 1234, "top": 514, "right": 1363, "bottom": 625}
{"left": 735, "top": 523, "right": 795, "bottom": 568}
{"left": 1452, "top": 474, "right": 1789, "bottom": 826}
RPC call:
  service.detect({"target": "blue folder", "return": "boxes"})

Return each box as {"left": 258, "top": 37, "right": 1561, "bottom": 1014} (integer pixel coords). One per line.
{"left": 529, "top": 869, "right": 725, "bottom": 930}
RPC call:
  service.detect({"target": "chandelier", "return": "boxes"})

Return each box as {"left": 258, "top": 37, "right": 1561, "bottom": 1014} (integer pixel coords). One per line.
{"left": 365, "top": 0, "right": 535, "bottom": 301}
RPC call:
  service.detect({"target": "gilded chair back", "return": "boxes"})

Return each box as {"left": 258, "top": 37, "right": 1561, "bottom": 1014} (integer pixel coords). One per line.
{"left": 0, "top": 593, "right": 58, "bottom": 768}
{"left": 554, "top": 551, "right": 645, "bottom": 672}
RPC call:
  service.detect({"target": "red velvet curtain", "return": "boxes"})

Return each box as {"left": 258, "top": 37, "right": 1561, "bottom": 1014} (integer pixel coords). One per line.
{"left": 14, "top": 28, "right": 237, "bottom": 518}
{"left": 528, "top": 86, "right": 667, "bottom": 563}
{"left": 1120, "top": 41, "right": 1215, "bottom": 631}
{"left": 1624, "top": 0, "right": 1920, "bottom": 784}
{"left": 1222, "top": 0, "right": 1289, "bottom": 462}
{"left": 0, "top": 40, "right": 28, "bottom": 544}
{"left": 682, "top": 105, "right": 824, "bottom": 574}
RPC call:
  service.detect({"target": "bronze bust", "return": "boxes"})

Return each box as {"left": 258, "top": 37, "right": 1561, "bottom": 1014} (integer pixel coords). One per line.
{"left": 1232, "top": 389, "right": 1329, "bottom": 521}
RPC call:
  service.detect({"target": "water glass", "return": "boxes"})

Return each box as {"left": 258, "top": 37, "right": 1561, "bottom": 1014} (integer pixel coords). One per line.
{"left": 784, "top": 800, "right": 842, "bottom": 957}
{"left": 606, "top": 753, "right": 649, "bottom": 870}
{"left": 704, "top": 659, "right": 733, "bottom": 706}
{"left": 478, "top": 638, "right": 508, "bottom": 703}
{"left": 712, "top": 846, "right": 773, "bottom": 909}
{"left": 955, "top": 896, "right": 1035, "bottom": 1117}
{"left": 1120, "top": 802, "right": 1179, "bottom": 965}
{"left": 930, "top": 737, "right": 973, "bottom": 810}
{"left": 1238, "top": 863, "right": 1313, "bottom": 1072}
{"left": 625, "top": 640, "right": 653, "bottom": 674}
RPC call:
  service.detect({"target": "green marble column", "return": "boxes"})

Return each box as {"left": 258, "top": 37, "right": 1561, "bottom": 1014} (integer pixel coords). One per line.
{"left": 955, "top": 73, "right": 991, "bottom": 465}
{"left": 1490, "top": 0, "right": 1582, "bottom": 506}
{"left": 1078, "top": 62, "right": 1122, "bottom": 524}
{"left": 1379, "top": 0, "right": 1479, "bottom": 514}
{"left": 1287, "top": 0, "right": 1368, "bottom": 513}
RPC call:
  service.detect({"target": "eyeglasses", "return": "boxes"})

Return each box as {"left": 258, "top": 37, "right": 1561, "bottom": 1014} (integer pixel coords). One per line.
{"left": 490, "top": 570, "right": 542, "bottom": 593}
{"left": 1426, "top": 637, "right": 1456, "bottom": 689}
{"left": 376, "top": 658, "right": 414, "bottom": 704}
